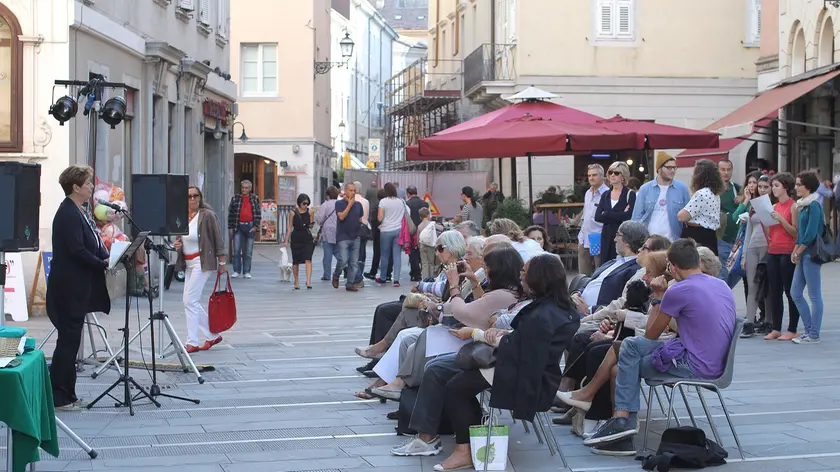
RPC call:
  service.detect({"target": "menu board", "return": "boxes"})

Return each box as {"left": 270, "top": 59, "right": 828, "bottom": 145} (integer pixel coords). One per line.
{"left": 260, "top": 201, "right": 278, "bottom": 242}
{"left": 277, "top": 175, "right": 297, "bottom": 205}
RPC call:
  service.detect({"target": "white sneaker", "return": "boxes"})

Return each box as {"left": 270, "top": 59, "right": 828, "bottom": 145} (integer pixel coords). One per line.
{"left": 390, "top": 435, "right": 442, "bottom": 456}
{"left": 231, "top": 272, "right": 239, "bottom": 278}
{"left": 244, "top": 273, "right": 252, "bottom": 279}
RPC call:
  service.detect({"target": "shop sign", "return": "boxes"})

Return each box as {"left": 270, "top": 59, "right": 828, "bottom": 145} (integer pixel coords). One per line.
{"left": 203, "top": 98, "right": 232, "bottom": 124}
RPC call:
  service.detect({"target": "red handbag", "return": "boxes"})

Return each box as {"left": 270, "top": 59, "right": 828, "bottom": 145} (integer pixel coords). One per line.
{"left": 208, "top": 272, "right": 237, "bottom": 333}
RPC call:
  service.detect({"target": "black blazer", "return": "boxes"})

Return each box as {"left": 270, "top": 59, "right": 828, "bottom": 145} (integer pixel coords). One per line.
{"left": 594, "top": 187, "right": 636, "bottom": 262}
{"left": 46, "top": 199, "right": 111, "bottom": 322}
{"left": 589, "top": 257, "right": 640, "bottom": 308}
{"left": 406, "top": 196, "right": 429, "bottom": 226}
{"left": 490, "top": 298, "right": 579, "bottom": 421}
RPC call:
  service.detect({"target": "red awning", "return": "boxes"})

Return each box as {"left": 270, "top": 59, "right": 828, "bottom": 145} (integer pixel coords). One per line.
{"left": 597, "top": 115, "right": 720, "bottom": 149}
{"left": 705, "top": 69, "right": 840, "bottom": 134}
{"left": 674, "top": 138, "right": 745, "bottom": 167}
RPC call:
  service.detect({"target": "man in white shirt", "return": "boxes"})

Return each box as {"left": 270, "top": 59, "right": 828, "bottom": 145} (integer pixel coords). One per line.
{"left": 352, "top": 181, "right": 370, "bottom": 286}
{"left": 577, "top": 164, "right": 610, "bottom": 276}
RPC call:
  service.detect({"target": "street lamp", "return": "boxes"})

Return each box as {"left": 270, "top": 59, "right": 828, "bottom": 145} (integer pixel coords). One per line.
{"left": 826, "top": 0, "right": 840, "bottom": 7}
{"left": 230, "top": 121, "right": 248, "bottom": 142}
{"left": 314, "top": 32, "right": 355, "bottom": 75}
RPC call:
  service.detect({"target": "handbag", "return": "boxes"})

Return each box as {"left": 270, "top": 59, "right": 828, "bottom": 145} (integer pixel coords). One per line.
{"left": 403, "top": 205, "right": 417, "bottom": 235}
{"left": 811, "top": 208, "right": 837, "bottom": 264}
{"left": 357, "top": 223, "right": 372, "bottom": 239}
{"left": 208, "top": 272, "right": 237, "bottom": 333}
{"left": 455, "top": 341, "right": 496, "bottom": 370}
{"left": 725, "top": 224, "right": 746, "bottom": 278}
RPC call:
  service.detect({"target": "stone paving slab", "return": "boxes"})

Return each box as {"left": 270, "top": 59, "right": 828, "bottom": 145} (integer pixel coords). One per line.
{"left": 3, "top": 245, "right": 840, "bottom": 471}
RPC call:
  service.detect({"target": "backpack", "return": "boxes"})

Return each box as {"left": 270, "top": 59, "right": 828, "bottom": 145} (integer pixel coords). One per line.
{"left": 640, "top": 426, "right": 727, "bottom": 471}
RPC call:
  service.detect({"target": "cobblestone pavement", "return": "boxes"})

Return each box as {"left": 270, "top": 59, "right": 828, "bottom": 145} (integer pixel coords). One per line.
{"left": 5, "top": 244, "right": 840, "bottom": 471}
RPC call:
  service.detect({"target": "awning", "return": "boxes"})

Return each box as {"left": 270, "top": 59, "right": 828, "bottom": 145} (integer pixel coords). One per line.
{"left": 706, "top": 69, "right": 840, "bottom": 137}
{"left": 675, "top": 138, "right": 745, "bottom": 168}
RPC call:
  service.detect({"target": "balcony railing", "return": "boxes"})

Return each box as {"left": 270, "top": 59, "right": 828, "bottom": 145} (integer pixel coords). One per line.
{"left": 464, "top": 43, "right": 517, "bottom": 94}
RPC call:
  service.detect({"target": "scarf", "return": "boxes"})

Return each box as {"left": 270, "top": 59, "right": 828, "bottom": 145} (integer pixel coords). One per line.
{"left": 795, "top": 192, "right": 819, "bottom": 210}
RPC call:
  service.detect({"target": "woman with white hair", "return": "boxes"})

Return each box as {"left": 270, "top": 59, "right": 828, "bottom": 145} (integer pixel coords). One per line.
{"left": 487, "top": 218, "right": 543, "bottom": 262}
{"left": 595, "top": 161, "right": 636, "bottom": 262}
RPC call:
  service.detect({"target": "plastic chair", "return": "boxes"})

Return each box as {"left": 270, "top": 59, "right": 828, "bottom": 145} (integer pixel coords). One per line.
{"left": 641, "top": 318, "right": 745, "bottom": 459}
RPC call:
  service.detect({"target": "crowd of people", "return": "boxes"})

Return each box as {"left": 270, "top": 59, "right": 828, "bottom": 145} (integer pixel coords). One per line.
{"left": 339, "top": 155, "right": 835, "bottom": 467}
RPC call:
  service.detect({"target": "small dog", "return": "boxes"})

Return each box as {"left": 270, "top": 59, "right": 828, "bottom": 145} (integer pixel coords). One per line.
{"left": 278, "top": 247, "right": 293, "bottom": 282}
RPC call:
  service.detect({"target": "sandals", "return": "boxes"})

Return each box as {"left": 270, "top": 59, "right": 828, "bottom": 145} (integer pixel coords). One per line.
{"left": 353, "top": 389, "right": 375, "bottom": 400}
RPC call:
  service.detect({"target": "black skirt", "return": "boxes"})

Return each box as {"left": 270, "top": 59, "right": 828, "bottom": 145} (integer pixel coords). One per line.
{"left": 681, "top": 225, "right": 719, "bottom": 256}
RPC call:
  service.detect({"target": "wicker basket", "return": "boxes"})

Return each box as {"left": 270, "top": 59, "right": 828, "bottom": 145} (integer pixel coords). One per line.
{"left": 0, "top": 337, "right": 21, "bottom": 357}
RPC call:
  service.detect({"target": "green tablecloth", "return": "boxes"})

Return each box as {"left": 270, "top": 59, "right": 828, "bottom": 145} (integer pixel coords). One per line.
{"left": 0, "top": 350, "right": 60, "bottom": 472}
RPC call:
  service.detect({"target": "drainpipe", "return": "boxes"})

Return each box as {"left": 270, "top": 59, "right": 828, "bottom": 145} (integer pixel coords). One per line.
{"left": 144, "top": 58, "right": 160, "bottom": 174}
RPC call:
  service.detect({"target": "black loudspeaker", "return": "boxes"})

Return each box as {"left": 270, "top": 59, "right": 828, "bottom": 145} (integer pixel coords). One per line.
{"left": 130, "top": 174, "right": 189, "bottom": 236}
{"left": 0, "top": 162, "right": 41, "bottom": 252}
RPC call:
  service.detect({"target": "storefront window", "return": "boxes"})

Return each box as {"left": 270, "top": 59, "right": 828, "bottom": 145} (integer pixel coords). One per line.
{"left": 0, "top": 6, "right": 22, "bottom": 152}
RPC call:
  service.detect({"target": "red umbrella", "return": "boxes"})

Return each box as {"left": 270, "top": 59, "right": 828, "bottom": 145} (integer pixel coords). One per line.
{"left": 434, "top": 100, "right": 603, "bottom": 136}
{"left": 596, "top": 115, "right": 720, "bottom": 149}
{"left": 414, "top": 115, "right": 641, "bottom": 160}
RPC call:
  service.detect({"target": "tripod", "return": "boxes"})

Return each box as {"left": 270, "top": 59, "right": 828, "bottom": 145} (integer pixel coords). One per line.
{"left": 37, "top": 312, "right": 124, "bottom": 376}
{"left": 87, "top": 232, "right": 160, "bottom": 415}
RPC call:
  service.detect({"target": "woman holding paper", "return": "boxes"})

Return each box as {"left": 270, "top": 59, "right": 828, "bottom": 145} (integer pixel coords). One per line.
{"left": 46, "top": 165, "right": 111, "bottom": 411}
{"left": 764, "top": 172, "right": 801, "bottom": 341}
{"left": 174, "top": 185, "right": 227, "bottom": 353}
{"left": 733, "top": 173, "right": 771, "bottom": 337}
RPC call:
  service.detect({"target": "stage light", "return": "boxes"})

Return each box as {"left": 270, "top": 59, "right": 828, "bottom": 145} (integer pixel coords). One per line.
{"left": 49, "top": 96, "right": 78, "bottom": 125}
{"left": 101, "top": 96, "right": 127, "bottom": 129}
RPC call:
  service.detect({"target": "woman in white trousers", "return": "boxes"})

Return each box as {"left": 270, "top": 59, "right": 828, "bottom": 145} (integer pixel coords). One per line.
{"left": 174, "top": 185, "right": 227, "bottom": 353}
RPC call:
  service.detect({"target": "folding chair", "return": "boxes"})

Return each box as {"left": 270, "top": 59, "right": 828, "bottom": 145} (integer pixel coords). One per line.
{"left": 641, "top": 318, "right": 745, "bottom": 459}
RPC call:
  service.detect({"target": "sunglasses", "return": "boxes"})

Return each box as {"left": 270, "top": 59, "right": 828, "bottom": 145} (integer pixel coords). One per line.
{"left": 188, "top": 194, "right": 200, "bottom": 199}
{"left": 301, "top": 202, "right": 310, "bottom": 206}
{"left": 609, "top": 170, "right": 622, "bottom": 176}
{"left": 436, "top": 244, "right": 446, "bottom": 253}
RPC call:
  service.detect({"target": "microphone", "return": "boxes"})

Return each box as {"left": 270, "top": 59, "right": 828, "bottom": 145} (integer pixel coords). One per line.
{"left": 96, "top": 199, "right": 124, "bottom": 212}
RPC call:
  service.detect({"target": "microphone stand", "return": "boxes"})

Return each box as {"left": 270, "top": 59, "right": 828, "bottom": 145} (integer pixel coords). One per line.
{"left": 99, "top": 206, "right": 201, "bottom": 403}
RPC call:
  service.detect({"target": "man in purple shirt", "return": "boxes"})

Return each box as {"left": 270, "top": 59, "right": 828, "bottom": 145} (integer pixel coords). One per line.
{"left": 582, "top": 238, "right": 736, "bottom": 452}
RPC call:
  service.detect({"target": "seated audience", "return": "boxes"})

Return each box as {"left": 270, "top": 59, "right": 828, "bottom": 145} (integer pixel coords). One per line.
{"left": 455, "top": 220, "right": 481, "bottom": 240}
{"left": 487, "top": 218, "right": 544, "bottom": 261}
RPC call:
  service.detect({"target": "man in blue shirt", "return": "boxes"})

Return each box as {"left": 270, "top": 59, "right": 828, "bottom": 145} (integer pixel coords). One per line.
{"left": 334, "top": 183, "right": 364, "bottom": 292}
{"left": 632, "top": 152, "right": 690, "bottom": 242}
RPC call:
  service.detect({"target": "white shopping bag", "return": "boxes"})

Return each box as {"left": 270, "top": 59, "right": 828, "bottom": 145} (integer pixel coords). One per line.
{"left": 469, "top": 424, "right": 509, "bottom": 471}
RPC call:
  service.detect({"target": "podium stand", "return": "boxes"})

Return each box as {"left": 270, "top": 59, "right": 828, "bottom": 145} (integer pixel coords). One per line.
{"left": 86, "top": 232, "right": 160, "bottom": 415}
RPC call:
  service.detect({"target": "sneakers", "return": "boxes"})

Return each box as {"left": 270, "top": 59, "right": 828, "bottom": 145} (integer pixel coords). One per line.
{"left": 231, "top": 272, "right": 240, "bottom": 278}
{"left": 244, "top": 273, "right": 252, "bottom": 279}
{"left": 56, "top": 403, "right": 85, "bottom": 412}
{"left": 582, "top": 417, "right": 637, "bottom": 447}
{"left": 590, "top": 437, "right": 637, "bottom": 456}
{"left": 740, "top": 322, "right": 755, "bottom": 338}
{"left": 793, "top": 335, "right": 820, "bottom": 344}
{"left": 375, "top": 277, "right": 386, "bottom": 286}
{"left": 393, "top": 282, "right": 401, "bottom": 288}
{"left": 390, "top": 435, "right": 442, "bottom": 456}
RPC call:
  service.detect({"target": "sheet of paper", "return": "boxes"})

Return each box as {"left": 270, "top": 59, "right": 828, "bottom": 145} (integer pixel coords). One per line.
{"left": 425, "top": 324, "right": 470, "bottom": 358}
{"left": 750, "top": 194, "right": 778, "bottom": 226}
{"left": 0, "top": 357, "right": 15, "bottom": 368}
{"left": 108, "top": 241, "right": 131, "bottom": 269}
{"left": 372, "top": 341, "right": 400, "bottom": 384}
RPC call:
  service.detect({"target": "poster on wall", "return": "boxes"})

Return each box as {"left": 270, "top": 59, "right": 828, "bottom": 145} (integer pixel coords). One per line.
{"left": 261, "top": 201, "right": 278, "bottom": 242}
{"left": 4, "top": 253, "right": 28, "bottom": 321}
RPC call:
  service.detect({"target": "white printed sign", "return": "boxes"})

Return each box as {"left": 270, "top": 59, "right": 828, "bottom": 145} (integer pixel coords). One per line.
{"left": 369, "top": 138, "right": 381, "bottom": 163}
{"left": 3, "top": 253, "right": 28, "bottom": 321}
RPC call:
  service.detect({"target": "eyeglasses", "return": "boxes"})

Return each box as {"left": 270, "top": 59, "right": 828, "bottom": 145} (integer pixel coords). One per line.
{"left": 436, "top": 244, "right": 446, "bottom": 253}
{"left": 662, "top": 165, "right": 678, "bottom": 171}
{"left": 609, "top": 170, "right": 622, "bottom": 176}
{"left": 188, "top": 194, "right": 200, "bottom": 199}
{"left": 640, "top": 246, "right": 650, "bottom": 252}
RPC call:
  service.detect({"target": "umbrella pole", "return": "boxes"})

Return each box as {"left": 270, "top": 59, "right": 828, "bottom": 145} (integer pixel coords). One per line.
{"left": 527, "top": 153, "right": 534, "bottom": 211}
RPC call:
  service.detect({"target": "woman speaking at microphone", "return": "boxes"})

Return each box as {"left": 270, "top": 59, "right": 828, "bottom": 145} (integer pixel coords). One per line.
{"left": 46, "top": 165, "right": 111, "bottom": 411}
{"left": 174, "top": 185, "right": 227, "bottom": 353}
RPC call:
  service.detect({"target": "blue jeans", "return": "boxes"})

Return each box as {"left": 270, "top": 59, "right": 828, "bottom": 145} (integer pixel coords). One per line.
{"left": 233, "top": 222, "right": 255, "bottom": 274}
{"left": 379, "top": 229, "right": 402, "bottom": 282}
{"left": 614, "top": 337, "right": 696, "bottom": 413}
{"left": 321, "top": 241, "right": 337, "bottom": 279}
{"left": 716, "top": 240, "right": 741, "bottom": 288}
{"left": 335, "top": 238, "right": 360, "bottom": 287}
{"left": 791, "top": 248, "right": 824, "bottom": 339}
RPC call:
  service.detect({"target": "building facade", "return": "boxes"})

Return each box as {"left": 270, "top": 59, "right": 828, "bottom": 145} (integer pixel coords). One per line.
{"left": 331, "top": 0, "right": 398, "bottom": 169}
{"left": 230, "top": 0, "right": 333, "bottom": 224}
{"left": 376, "top": 0, "right": 429, "bottom": 75}
{"left": 0, "top": 0, "right": 235, "bottom": 298}
{"left": 394, "top": 0, "right": 762, "bottom": 200}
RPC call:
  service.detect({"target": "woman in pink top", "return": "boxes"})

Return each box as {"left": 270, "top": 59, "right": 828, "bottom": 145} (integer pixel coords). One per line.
{"left": 764, "top": 173, "right": 800, "bottom": 340}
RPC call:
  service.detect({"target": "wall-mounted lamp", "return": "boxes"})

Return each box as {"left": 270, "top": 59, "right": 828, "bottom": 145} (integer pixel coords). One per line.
{"left": 314, "top": 32, "right": 355, "bottom": 75}
{"left": 199, "top": 119, "right": 223, "bottom": 139}
{"left": 230, "top": 121, "right": 248, "bottom": 142}
{"left": 279, "top": 161, "right": 289, "bottom": 168}
{"left": 826, "top": 0, "right": 840, "bottom": 7}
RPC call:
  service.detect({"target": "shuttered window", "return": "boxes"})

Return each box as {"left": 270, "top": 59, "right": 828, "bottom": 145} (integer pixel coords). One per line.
{"left": 178, "top": 0, "right": 194, "bottom": 10}
{"left": 217, "top": 0, "right": 227, "bottom": 38}
{"left": 748, "top": 0, "right": 761, "bottom": 45}
{"left": 595, "top": 0, "right": 635, "bottom": 40}
{"left": 198, "top": 0, "right": 210, "bottom": 26}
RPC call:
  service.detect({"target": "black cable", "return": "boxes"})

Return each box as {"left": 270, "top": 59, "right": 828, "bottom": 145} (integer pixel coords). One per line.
{"left": 134, "top": 292, "right": 154, "bottom": 383}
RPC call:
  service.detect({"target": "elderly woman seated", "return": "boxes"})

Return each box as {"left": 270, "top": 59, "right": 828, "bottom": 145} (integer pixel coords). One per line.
{"left": 391, "top": 254, "right": 580, "bottom": 470}
{"left": 487, "top": 218, "right": 544, "bottom": 262}
{"left": 358, "top": 230, "right": 467, "bottom": 372}
{"left": 367, "top": 240, "right": 521, "bottom": 401}
{"left": 555, "top": 244, "right": 724, "bottom": 454}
